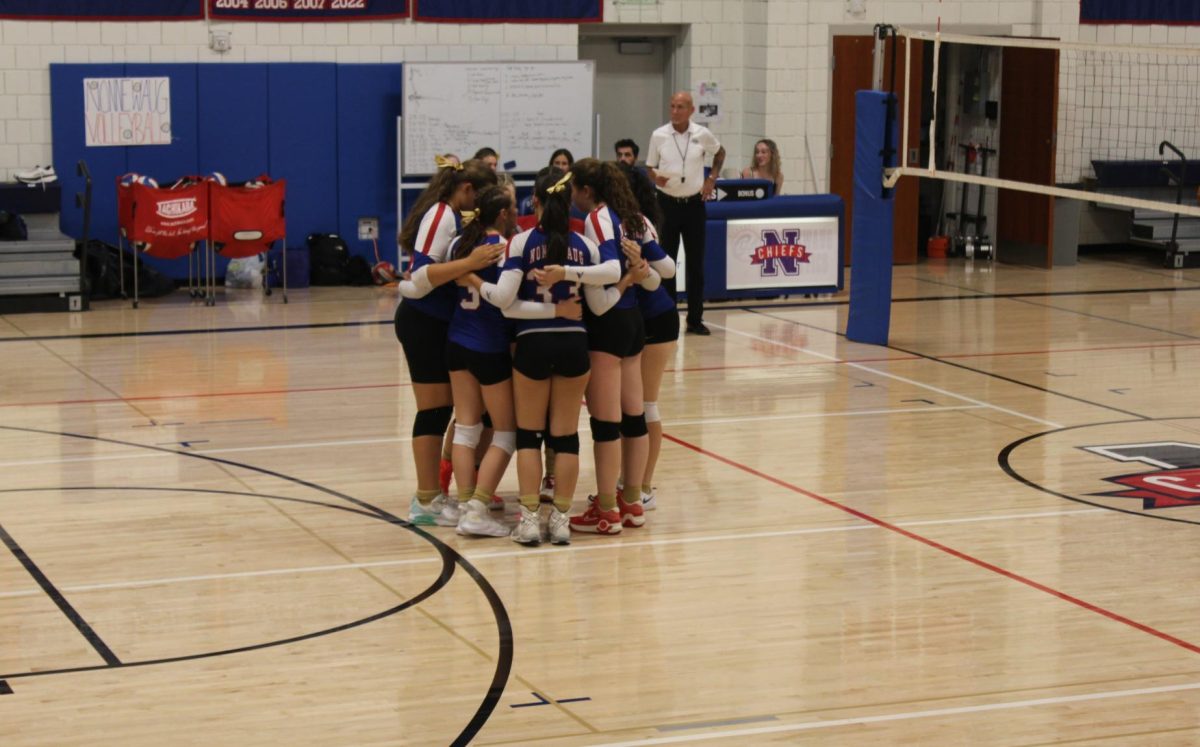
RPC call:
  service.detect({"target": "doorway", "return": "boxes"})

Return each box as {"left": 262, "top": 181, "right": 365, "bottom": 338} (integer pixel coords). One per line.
{"left": 578, "top": 26, "right": 677, "bottom": 162}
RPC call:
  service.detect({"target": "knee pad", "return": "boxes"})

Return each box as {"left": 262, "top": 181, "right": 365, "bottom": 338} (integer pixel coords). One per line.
{"left": 516, "top": 428, "right": 544, "bottom": 451}
{"left": 546, "top": 432, "right": 580, "bottom": 455}
{"left": 481, "top": 411, "right": 493, "bottom": 429}
{"left": 413, "top": 405, "right": 453, "bottom": 438}
{"left": 492, "top": 430, "right": 516, "bottom": 456}
{"left": 644, "top": 401, "right": 661, "bottom": 423}
{"left": 589, "top": 417, "right": 621, "bottom": 442}
{"left": 452, "top": 421, "right": 484, "bottom": 449}
{"left": 621, "top": 412, "right": 648, "bottom": 438}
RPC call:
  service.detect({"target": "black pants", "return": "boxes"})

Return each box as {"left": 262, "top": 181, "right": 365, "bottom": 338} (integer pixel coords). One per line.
{"left": 657, "top": 192, "right": 706, "bottom": 326}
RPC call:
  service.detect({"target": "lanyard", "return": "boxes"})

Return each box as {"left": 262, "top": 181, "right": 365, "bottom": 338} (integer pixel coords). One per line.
{"left": 672, "top": 127, "right": 691, "bottom": 183}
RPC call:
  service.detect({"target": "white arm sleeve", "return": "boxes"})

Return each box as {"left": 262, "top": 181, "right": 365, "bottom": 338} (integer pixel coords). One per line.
{"left": 583, "top": 284, "right": 620, "bottom": 316}
{"left": 564, "top": 259, "right": 621, "bottom": 286}
{"left": 397, "top": 265, "right": 435, "bottom": 299}
{"left": 639, "top": 266, "right": 662, "bottom": 292}
{"left": 501, "top": 299, "right": 557, "bottom": 320}
{"left": 479, "top": 269, "right": 522, "bottom": 309}
{"left": 648, "top": 254, "right": 676, "bottom": 280}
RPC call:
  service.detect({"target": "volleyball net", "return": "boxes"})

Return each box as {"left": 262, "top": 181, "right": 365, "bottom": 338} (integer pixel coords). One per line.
{"left": 886, "top": 27, "right": 1200, "bottom": 221}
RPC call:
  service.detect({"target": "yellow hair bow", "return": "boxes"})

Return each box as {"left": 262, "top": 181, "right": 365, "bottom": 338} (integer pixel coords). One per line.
{"left": 434, "top": 154, "right": 463, "bottom": 171}
{"left": 546, "top": 171, "right": 573, "bottom": 194}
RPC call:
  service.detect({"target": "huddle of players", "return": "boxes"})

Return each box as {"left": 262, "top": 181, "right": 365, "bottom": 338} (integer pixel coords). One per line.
{"left": 395, "top": 155, "right": 678, "bottom": 546}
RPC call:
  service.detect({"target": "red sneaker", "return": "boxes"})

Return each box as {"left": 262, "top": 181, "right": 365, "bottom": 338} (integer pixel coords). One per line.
{"left": 438, "top": 458, "right": 453, "bottom": 495}
{"left": 618, "top": 498, "right": 645, "bottom": 528}
{"left": 569, "top": 501, "right": 622, "bottom": 535}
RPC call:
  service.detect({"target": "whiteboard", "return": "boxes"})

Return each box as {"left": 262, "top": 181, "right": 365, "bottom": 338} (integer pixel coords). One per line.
{"left": 402, "top": 62, "right": 594, "bottom": 175}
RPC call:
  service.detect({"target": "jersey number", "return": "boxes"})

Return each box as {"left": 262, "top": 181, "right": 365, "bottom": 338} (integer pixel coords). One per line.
{"left": 461, "top": 287, "right": 481, "bottom": 310}
{"left": 526, "top": 270, "right": 580, "bottom": 304}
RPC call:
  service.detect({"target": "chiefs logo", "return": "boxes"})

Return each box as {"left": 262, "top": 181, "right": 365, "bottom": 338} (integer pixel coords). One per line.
{"left": 1084, "top": 442, "right": 1200, "bottom": 509}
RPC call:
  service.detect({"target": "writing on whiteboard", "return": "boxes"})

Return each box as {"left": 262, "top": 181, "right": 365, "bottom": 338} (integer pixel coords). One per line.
{"left": 84, "top": 77, "right": 172, "bottom": 147}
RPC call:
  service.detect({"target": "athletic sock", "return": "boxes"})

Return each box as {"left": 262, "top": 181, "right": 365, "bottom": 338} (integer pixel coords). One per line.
{"left": 596, "top": 493, "right": 617, "bottom": 512}
{"left": 416, "top": 488, "right": 440, "bottom": 505}
{"left": 458, "top": 486, "right": 475, "bottom": 504}
{"left": 519, "top": 493, "right": 540, "bottom": 511}
{"left": 641, "top": 483, "right": 653, "bottom": 495}
{"left": 471, "top": 487, "right": 493, "bottom": 504}
{"left": 553, "top": 495, "right": 572, "bottom": 513}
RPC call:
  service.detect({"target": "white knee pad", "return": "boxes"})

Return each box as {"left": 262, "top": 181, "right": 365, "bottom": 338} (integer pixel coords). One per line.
{"left": 491, "top": 430, "right": 517, "bottom": 456}
{"left": 453, "top": 421, "right": 484, "bottom": 449}
{"left": 644, "top": 401, "right": 661, "bottom": 424}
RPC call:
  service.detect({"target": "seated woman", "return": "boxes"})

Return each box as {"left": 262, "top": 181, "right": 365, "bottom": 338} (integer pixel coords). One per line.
{"left": 741, "top": 138, "right": 784, "bottom": 195}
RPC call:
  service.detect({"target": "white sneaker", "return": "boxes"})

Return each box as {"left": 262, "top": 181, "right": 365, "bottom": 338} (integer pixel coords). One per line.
{"left": 539, "top": 475, "right": 555, "bottom": 503}
{"left": 456, "top": 499, "right": 509, "bottom": 538}
{"left": 15, "top": 165, "right": 56, "bottom": 184}
{"left": 408, "top": 494, "right": 458, "bottom": 527}
{"left": 641, "top": 488, "right": 656, "bottom": 511}
{"left": 546, "top": 507, "right": 571, "bottom": 545}
{"left": 511, "top": 505, "right": 542, "bottom": 546}
{"left": 441, "top": 496, "right": 462, "bottom": 525}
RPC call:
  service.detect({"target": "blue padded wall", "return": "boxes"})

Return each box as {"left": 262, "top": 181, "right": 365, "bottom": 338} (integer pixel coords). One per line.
{"left": 50, "top": 63, "right": 127, "bottom": 243}
{"left": 124, "top": 63, "right": 199, "bottom": 277}
{"left": 268, "top": 63, "right": 339, "bottom": 255}
{"left": 197, "top": 63, "right": 269, "bottom": 181}
{"left": 50, "top": 62, "right": 404, "bottom": 278}
{"left": 337, "top": 64, "right": 403, "bottom": 262}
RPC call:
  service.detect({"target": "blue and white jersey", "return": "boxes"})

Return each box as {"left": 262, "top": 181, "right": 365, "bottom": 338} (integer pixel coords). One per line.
{"left": 638, "top": 283, "right": 676, "bottom": 320}
{"left": 584, "top": 206, "right": 671, "bottom": 310}
{"left": 399, "top": 202, "right": 461, "bottom": 322}
{"left": 448, "top": 233, "right": 510, "bottom": 354}
{"left": 480, "top": 227, "right": 619, "bottom": 337}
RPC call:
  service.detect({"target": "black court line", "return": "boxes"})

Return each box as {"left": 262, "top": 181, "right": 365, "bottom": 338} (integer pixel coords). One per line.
{"left": 1005, "top": 296, "right": 1200, "bottom": 341}
{"left": 999, "top": 418, "right": 1200, "bottom": 528}
{"left": 4, "top": 284, "right": 1200, "bottom": 345}
{"left": 0, "top": 521, "right": 121, "bottom": 666}
{"left": 0, "top": 429, "right": 512, "bottom": 747}
{"left": 743, "top": 308, "right": 1152, "bottom": 421}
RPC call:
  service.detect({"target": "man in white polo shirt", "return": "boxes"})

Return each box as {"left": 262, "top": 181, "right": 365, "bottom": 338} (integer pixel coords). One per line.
{"left": 645, "top": 91, "right": 725, "bottom": 335}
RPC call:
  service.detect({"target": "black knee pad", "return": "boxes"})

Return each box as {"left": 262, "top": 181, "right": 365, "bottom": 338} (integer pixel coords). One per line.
{"left": 412, "top": 406, "right": 453, "bottom": 438}
{"left": 589, "top": 417, "right": 621, "bottom": 442}
{"left": 546, "top": 433, "right": 580, "bottom": 455}
{"left": 516, "top": 428, "right": 544, "bottom": 450}
{"left": 481, "top": 411, "right": 493, "bottom": 429}
{"left": 620, "top": 412, "right": 648, "bottom": 438}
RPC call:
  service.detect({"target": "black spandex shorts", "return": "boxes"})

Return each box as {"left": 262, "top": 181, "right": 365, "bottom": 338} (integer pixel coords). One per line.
{"left": 643, "top": 309, "right": 680, "bottom": 345}
{"left": 446, "top": 341, "right": 512, "bottom": 386}
{"left": 513, "top": 332, "right": 591, "bottom": 381}
{"left": 395, "top": 302, "right": 450, "bottom": 384}
{"left": 584, "top": 305, "right": 645, "bottom": 358}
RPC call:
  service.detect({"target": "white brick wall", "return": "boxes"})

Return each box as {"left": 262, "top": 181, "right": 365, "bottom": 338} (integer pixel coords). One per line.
{"left": 0, "top": 0, "right": 1192, "bottom": 193}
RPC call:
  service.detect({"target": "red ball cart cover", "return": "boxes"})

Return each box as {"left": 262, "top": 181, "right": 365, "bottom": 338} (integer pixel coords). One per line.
{"left": 125, "top": 180, "right": 210, "bottom": 259}
{"left": 210, "top": 178, "right": 287, "bottom": 259}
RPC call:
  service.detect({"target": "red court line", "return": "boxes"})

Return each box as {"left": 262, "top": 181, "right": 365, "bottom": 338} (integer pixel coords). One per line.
{"left": 939, "top": 339, "right": 1200, "bottom": 360}
{"left": 0, "top": 382, "right": 410, "bottom": 409}
{"left": 663, "top": 432, "right": 1200, "bottom": 657}
{"left": 0, "top": 358, "right": 920, "bottom": 410}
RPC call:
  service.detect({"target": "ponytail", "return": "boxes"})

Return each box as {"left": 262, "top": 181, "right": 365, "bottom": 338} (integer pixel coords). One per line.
{"left": 452, "top": 185, "right": 513, "bottom": 261}
{"left": 535, "top": 169, "right": 572, "bottom": 264}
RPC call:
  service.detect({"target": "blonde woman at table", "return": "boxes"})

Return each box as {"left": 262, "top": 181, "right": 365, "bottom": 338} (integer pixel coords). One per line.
{"left": 741, "top": 138, "right": 783, "bottom": 195}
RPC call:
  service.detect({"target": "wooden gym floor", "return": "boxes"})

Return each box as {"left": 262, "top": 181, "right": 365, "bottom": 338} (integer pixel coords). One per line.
{"left": 4, "top": 251, "right": 1200, "bottom": 745}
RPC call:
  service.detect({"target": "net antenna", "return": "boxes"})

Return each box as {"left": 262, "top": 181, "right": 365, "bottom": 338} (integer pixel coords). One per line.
{"left": 885, "top": 27, "right": 1200, "bottom": 221}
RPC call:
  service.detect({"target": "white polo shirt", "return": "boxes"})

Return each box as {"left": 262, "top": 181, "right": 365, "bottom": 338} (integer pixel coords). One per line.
{"left": 645, "top": 120, "right": 721, "bottom": 198}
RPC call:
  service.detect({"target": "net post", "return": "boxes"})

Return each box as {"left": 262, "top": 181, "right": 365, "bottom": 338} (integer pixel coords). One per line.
{"left": 902, "top": 33, "right": 911, "bottom": 169}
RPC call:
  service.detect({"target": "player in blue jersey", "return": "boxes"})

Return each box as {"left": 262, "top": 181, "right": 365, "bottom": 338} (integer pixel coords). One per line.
{"left": 473, "top": 170, "right": 621, "bottom": 546}
{"left": 395, "top": 157, "right": 498, "bottom": 528}
{"left": 567, "top": 158, "right": 673, "bottom": 535}
{"left": 621, "top": 160, "right": 677, "bottom": 512}
{"left": 445, "top": 185, "right": 580, "bottom": 537}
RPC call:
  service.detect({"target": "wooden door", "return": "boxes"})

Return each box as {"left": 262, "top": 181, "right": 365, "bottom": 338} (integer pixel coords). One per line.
{"left": 831, "top": 35, "right": 922, "bottom": 265}
{"left": 997, "top": 47, "right": 1058, "bottom": 267}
